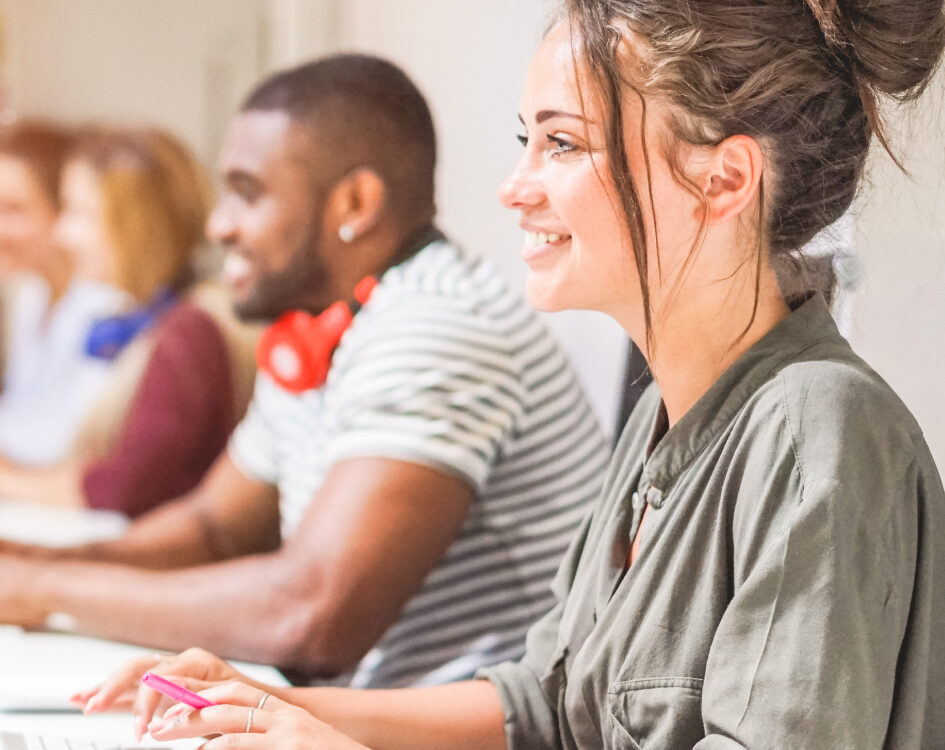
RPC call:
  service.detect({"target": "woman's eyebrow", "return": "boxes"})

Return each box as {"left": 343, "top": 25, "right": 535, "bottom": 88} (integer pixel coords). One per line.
{"left": 518, "top": 110, "right": 591, "bottom": 126}
{"left": 536, "top": 109, "right": 586, "bottom": 123}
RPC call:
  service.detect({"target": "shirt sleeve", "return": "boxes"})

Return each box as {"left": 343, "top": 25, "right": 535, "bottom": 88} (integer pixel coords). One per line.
{"left": 227, "top": 375, "right": 279, "bottom": 485}
{"left": 322, "top": 293, "right": 528, "bottom": 491}
{"left": 476, "top": 509, "right": 594, "bottom": 750}
{"left": 695, "top": 374, "right": 922, "bottom": 749}
{"left": 82, "top": 304, "right": 235, "bottom": 517}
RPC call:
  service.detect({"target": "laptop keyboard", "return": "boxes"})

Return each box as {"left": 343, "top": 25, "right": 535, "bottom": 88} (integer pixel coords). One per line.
{"left": 0, "top": 732, "right": 135, "bottom": 750}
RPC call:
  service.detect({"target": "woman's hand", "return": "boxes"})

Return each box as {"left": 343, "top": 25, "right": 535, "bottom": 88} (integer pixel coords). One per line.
{"left": 147, "top": 680, "right": 371, "bottom": 750}
{"left": 70, "top": 647, "right": 258, "bottom": 741}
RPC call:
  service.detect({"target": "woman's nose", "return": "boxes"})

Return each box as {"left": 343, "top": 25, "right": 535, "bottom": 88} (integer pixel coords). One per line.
{"left": 497, "top": 159, "right": 544, "bottom": 210}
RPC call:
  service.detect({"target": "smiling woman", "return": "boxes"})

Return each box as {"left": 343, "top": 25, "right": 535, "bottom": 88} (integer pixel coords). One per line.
{"left": 83, "top": 0, "right": 945, "bottom": 748}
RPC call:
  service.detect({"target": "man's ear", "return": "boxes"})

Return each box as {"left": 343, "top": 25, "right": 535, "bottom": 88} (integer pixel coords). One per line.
{"left": 701, "top": 135, "right": 764, "bottom": 226}
{"left": 324, "top": 168, "right": 387, "bottom": 241}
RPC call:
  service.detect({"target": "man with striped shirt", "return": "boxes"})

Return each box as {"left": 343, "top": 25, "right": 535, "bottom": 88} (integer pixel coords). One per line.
{"left": 0, "top": 55, "right": 608, "bottom": 690}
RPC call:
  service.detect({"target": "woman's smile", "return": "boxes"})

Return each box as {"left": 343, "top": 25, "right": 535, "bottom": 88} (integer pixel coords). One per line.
{"left": 521, "top": 228, "right": 572, "bottom": 264}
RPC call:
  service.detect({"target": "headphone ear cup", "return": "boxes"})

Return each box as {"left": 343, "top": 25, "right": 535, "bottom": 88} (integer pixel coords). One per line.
{"left": 257, "top": 302, "right": 354, "bottom": 393}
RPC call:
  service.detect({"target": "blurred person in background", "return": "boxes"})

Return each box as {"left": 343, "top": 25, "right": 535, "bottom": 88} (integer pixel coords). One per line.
{"left": 0, "top": 126, "right": 258, "bottom": 518}
{"left": 0, "top": 120, "right": 126, "bottom": 466}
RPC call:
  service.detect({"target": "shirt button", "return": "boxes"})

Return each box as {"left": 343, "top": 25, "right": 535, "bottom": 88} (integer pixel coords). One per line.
{"left": 646, "top": 487, "right": 664, "bottom": 508}
{"left": 631, "top": 491, "right": 646, "bottom": 510}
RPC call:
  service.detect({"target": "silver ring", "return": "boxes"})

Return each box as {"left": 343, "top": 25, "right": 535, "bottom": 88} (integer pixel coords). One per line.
{"left": 245, "top": 706, "right": 254, "bottom": 733}
{"left": 256, "top": 692, "right": 271, "bottom": 710}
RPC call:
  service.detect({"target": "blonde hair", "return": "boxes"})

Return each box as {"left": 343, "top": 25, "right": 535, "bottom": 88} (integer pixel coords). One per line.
{"left": 67, "top": 128, "right": 248, "bottom": 463}
{"left": 70, "top": 127, "right": 212, "bottom": 302}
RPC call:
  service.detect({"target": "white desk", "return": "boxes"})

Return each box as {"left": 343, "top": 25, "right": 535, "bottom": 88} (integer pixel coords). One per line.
{"left": 0, "top": 503, "right": 287, "bottom": 748}
{"left": 0, "top": 627, "right": 287, "bottom": 748}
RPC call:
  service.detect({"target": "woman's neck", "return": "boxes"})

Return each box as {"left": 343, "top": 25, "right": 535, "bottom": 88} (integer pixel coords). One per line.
{"left": 625, "top": 263, "right": 790, "bottom": 428}
{"left": 34, "top": 247, "right": 76, "bottom": 308}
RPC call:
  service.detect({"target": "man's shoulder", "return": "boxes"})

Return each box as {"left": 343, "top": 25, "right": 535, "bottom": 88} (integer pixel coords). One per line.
{"left": 378, "top": 243, "right": 520, "bottom": 313}
{"left": 354, "top": 243, "right": 548, "bottom": 360}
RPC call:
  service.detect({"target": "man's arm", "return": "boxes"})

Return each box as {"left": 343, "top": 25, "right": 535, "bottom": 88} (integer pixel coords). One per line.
{"left": 79, "top": 453, "right": 281, "bottom": 568}
{"left": 0, "top": 456, "right": 472, "bottom": 675}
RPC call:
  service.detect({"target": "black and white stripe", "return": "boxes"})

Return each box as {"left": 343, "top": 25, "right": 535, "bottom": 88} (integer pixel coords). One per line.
{"left": 230, "top": 240, "right": 609, "bottom": 688}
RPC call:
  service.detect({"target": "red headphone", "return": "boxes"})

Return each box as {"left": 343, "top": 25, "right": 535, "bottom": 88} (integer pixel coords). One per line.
{"left": 257, "top": 276, "right": 378, "bottom": 393}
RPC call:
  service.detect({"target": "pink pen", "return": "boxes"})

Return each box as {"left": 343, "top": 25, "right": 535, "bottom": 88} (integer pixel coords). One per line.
{"left": 141, "top": 672, "right": 217, "bottom": 710}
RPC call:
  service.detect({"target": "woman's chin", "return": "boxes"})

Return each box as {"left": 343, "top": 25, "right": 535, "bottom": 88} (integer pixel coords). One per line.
{"left": 525, "top": 278, "right": 571, "bottom": 313}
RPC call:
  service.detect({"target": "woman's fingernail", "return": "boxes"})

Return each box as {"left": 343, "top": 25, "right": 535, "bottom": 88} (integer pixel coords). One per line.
{"left": 83, "top": 697, "right": 99, "bottom": 713}
{"left": 148, "top": 719, "right": 166, "bottom": 735}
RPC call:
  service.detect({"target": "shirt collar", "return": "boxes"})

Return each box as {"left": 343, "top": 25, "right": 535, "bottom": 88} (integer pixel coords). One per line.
{"left": 637, "top": 294, "right": 844, "bottom": 505}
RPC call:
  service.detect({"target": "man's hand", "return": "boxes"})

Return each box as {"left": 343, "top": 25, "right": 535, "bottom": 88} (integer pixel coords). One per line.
{"left": 0, "top": 554, "right": 51, "bottom": 627}
{"left": 0, "top": 539, "right": 33, "bottom": 556}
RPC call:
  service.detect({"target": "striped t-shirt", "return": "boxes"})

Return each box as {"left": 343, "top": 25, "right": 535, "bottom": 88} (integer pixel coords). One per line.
{"left": 229, "top": 239, "right": 609, "bottom": 688}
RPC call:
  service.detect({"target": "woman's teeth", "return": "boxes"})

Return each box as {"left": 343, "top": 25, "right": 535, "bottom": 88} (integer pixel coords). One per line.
{"left": 525, "top": 231, "right": 568, "bottom": 246}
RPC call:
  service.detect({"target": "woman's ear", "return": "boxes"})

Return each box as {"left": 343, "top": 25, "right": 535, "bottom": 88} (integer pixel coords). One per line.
{"left": 701, "top": 135, "right": 764, "bottom": 226}
{"left": 324, "top": 168, "right": 387, "bottom": 241}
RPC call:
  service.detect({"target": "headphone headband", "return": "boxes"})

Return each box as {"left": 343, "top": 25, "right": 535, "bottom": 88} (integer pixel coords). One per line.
{"left": 85, "top": 287, "right": 176, "bottom": 361}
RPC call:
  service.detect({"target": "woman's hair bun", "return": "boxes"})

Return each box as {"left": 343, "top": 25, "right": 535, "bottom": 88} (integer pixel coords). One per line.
{"left": 808, "top": 0, "right": 945, "bottom": 98}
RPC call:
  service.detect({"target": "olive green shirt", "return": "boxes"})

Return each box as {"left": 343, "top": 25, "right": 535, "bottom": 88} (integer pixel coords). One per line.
{"left": 480, "top": 295, "right": 945, "bottom": 749}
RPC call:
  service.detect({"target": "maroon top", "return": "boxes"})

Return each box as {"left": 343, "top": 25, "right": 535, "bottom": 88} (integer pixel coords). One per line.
{"left": 82, "top": 302, "right": 236, "bottom": 518}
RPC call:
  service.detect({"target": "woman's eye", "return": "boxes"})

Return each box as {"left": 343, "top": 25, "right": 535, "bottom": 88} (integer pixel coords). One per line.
{"left": 516, "top": 134, "right": 528, "bottom": 147}
{"left": 546, "top": 134, "right": 577, "bottom": 157}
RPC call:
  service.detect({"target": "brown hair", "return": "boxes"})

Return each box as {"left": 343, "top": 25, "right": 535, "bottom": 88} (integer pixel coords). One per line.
{"left": 70, "top": 127, "right": 213, "bottom": 303}
{"left": 564, "top": 0, "right": 945, "bottom": 343}
{"left": 0, "top": 120, "right": 74, "bottom": 210}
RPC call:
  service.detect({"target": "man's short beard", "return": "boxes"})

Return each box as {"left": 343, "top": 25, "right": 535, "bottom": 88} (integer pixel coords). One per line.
{"left": 232, "top": 218, "right": 329, "bottom": 323}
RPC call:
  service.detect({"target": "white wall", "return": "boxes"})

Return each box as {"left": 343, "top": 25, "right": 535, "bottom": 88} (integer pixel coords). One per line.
{"left": 851, "top": 69, "right": 945, "bottom": 466}
{"left": 1, "top": 0, "right": 265, "bottom": 163}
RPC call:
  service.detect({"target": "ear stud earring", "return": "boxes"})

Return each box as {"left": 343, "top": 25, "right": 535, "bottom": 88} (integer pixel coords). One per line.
{"left": 338, "top": 224, "right": 356, "bottom": 243}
